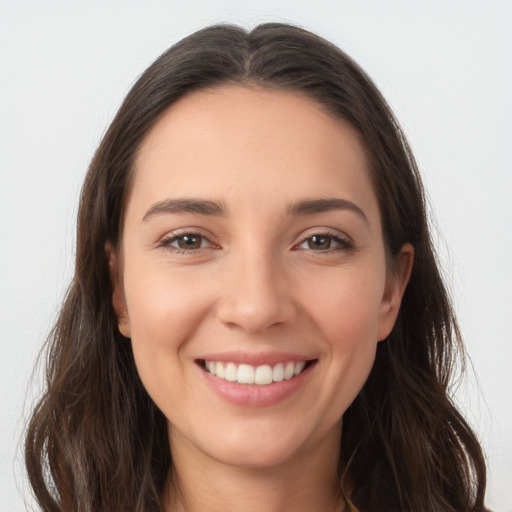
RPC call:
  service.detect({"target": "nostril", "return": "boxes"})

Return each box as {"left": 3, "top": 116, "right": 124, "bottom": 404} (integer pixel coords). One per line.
{"left": 216, "top": 278, "right": 298, "bottom": 334}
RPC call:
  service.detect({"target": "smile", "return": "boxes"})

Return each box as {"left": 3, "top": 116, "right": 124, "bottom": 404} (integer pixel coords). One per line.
{"left": 203, "top": 360, "right": 309, "bottom": 386}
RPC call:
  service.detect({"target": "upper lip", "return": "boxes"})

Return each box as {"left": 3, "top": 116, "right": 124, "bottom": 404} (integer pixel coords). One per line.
{"left": 197, "top": 350, "right": 315, "bottom": 366}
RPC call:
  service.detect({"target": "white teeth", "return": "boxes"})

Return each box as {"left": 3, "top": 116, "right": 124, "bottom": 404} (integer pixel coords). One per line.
{"left": 205, "top": 360, "right": 309, "bottom": 385}
{"left": 272, "top": 362, "right": 284, "bottom": 382}
{"left": 254, "top": 365, "right": 273, "bottom": 385}
{"left": 284, "top": 362, "right": 295, "bottom": 380}
{"left": 215, "top": 362, "right": 225, "bottom": 378}
{"left": 225, "top": 362, "right": 237, "bottom": 382}
{"left": 294, "top": 361, "right": 306, "bottom": 376}
{"left": 237, "top": 364, "right": 254, "bottom": 384}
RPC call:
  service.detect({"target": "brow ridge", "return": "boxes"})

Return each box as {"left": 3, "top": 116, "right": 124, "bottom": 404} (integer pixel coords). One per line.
{"left": 143, "top": 198, "right": 226, "bottom": 221}
{"left": 142, "top": 196, "right": 368, "bottom": 224}
{"left": 288, "top": 198, "right": 368, "bottom": 223}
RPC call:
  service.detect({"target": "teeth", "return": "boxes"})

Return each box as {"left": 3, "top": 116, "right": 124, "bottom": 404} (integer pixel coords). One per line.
{"left": 225, "top": 362, "right": 237, "bottom": 382}
{"left": 237, "top": 364, "right": 254, "bottom": 384}
{"left": 284, "top": 362, "right": 295, "bottom": 380}
{"left": 205, "top": 360, "right": 309, "bottom": 385}
{"left": 254, "top": 365, "right": 273, "bottom": 385}
{"left": 215, "top": 362, "right": 225, "bottom": 379}
{"left": 272, "top": 362, "right": 284, "bottom": 382}
{"left": 294, "top": 361, "right": 306, "bottom": 376}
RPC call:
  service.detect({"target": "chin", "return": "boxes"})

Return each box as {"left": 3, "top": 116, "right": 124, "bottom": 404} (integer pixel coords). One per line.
{"left": 208, "top": 439, "right": 303, "bottom": 470}
{"left": 191, "top": 417, "right": 332, "bottom": 471}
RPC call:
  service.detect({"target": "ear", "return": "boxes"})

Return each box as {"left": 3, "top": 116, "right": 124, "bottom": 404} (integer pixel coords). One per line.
{"left": 377, "top": 243, "right": 414, "bottom": 341}
{"left": 105, "top": 242, "right": 131, "bottom": 338}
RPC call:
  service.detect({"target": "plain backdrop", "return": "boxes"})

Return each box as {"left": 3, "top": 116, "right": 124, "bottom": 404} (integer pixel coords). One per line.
{"left": 1, "top": 1, "right": 511, "bottom": 510}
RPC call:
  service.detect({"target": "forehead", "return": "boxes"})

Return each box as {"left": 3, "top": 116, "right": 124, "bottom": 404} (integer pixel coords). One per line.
{"left": 130, "top": 85, "right": 378, "bottom": 220}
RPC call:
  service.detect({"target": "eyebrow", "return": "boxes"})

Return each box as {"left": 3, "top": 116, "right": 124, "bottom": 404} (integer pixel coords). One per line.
{"left": 143, "top": 198, "right": 226, "bottom": 221}
{"left": 142, "top": 196, "right": 368, "bottom": 224}
{"left": 287, "top": 198, "right": 369, "bottom": 224}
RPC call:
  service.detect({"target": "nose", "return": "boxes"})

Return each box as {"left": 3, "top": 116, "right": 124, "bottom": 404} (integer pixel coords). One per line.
{"left": 216, "top": 248, "right": 298, "bottom": 335}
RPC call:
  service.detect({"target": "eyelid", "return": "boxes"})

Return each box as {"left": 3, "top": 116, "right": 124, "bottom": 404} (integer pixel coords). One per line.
{"left": 158, "top": 228, "right": 219, "bottom": 253}
{"left": 156, "top": 227, "right": 353, "bottom": 254}
{"left": 293, "top": 228, "right": 354, "bottom": 251}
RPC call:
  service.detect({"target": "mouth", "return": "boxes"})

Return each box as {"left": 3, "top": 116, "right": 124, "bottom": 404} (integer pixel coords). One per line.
{"left": 197, "top": 359, "right": 317, "bottom": 386}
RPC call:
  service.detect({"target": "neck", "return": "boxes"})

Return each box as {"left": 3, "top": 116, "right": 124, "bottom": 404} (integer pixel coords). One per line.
{"left": 164, "top": 425, "right": 346, "bottom": 512}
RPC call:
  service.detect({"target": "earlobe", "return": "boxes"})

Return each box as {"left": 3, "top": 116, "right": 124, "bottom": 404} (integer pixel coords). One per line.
{"left": 105, "top": 242, "right": 131, "bottom": 338}
{"left": 377, "top": 243, "right": 414, "bottom": 341}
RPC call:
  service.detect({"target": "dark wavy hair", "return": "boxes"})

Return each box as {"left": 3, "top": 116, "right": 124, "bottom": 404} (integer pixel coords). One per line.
{"left": 25, "top": 23, "right": 487, "bottom": 511}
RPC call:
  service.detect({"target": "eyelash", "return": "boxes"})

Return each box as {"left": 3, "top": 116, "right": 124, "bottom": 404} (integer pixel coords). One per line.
{"left": 294, "top": 231, "right": 354, "bottom": 253}
{"left": 159, "top": 232, "right": 215, "bottom": 254}
{"left": 159, "top": 230, "right": 353, "bottom": 255}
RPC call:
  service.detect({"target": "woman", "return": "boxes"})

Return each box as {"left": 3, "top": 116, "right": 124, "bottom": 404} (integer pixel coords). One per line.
{"left": 25, "top": 23, "right": 487, "bottom": 511}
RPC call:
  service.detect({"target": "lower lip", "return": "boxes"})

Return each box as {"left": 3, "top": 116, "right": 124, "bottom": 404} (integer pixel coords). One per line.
{"left": 199, "top": 362, "right": 316, "bottom": 408}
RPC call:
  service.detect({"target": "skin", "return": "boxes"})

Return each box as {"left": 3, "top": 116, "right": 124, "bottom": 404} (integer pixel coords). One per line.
{"left": 110, "top": 85, "right": 413, "bottom": 512}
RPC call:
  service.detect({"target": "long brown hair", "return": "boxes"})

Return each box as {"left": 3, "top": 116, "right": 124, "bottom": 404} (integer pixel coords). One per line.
{"left": 25, "top": 23, "right": 487, "bottom": 511}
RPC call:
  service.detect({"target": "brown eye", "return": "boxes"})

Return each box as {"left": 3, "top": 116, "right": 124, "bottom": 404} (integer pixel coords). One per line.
{"left": 307, "top": 235, "right": 333, "bottom": 250}
{"left": 161, "top": 233, "right": 212, "bottom": 252}
{"left": 296, "top": 232, "right": 352, "bottom": 253}
{"left": 176, "top": 234, "right": 203, "bottom": 250}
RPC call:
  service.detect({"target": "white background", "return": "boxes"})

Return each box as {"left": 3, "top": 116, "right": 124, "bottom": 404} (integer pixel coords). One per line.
{"left": 1, "top": 1, "right": 511, "bottom": 510}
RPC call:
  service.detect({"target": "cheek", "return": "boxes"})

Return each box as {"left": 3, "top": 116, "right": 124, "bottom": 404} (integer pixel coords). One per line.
{"left": 124, "top": 263, "right": 214, "bottom": 341}
{"left": 121, "top": 263, "right": 216, "bottom": 398}
{"left": 320, "top": 286, "right": 382, "bottom": 383}
{"left": 301, "top": 260, "right": 386, "bottom": 341}
{"left": 299, "top": 263, "right": 385, "bottom": 413}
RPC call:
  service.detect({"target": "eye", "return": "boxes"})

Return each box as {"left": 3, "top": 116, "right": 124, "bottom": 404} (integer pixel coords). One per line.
{"left": 160, "top": 233, "right": 213, "bottom": 253}
{"left": 296, "top": 232, "right": 352, "bottom": 252}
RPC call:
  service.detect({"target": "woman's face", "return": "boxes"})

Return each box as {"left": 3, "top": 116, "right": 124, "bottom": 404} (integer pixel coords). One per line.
{"left": 112, "top": 86, "right": 411, "bottom": 469}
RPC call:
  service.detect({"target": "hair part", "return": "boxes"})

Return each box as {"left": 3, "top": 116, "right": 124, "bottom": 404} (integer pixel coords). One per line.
{"left": 25, "top": 23, "right": 487, "bottom": 512}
